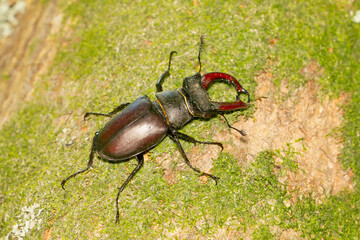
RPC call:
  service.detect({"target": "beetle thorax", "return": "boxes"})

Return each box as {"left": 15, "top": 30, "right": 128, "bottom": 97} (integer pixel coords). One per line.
{"left": 154, "top": 89, "right": 194, "bottom": 129}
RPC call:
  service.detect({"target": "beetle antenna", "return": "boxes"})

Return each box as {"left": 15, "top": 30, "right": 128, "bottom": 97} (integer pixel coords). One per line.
{"left": 168, "top": 51, "right": 177, "bottom": 70}
{"left": 156, "top": 51, "right": 177, "bottom": 92}
{"left": 220, "top": 114, "right": 247, "bottom": 136}
{"left": 198, "top": 35, "right": 205, "bottom": 74}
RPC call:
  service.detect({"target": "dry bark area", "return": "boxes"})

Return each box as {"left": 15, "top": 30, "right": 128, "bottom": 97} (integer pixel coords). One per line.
{"left": 0, "top": 0, "right": 62, "bottom": 127}
{"left": 231, "top": 62, "right": 353, "bottom": 202}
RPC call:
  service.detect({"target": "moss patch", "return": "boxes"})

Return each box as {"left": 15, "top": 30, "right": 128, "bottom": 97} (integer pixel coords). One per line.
{"left": 1, "top": 0, "right": 359, "bottom": 239}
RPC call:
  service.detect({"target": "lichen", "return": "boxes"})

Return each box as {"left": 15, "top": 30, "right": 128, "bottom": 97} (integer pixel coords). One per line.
{"left": 5, "top": 204, "right": 44, "bottom": 240}
{"left": 0, "top": 0, "right": 26, "bottom": 38}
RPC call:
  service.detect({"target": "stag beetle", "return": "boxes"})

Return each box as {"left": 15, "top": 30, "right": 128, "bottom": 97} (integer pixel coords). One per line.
{"left": 61, "top": 37, "right": 250, "bottom": 223}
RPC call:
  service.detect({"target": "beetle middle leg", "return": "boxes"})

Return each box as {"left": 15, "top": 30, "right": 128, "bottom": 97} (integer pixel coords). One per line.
{"left": 175, "top": 131, "right": 224, "bottom": 151}
{"left": 169, "top": 128, "right": 220, "bottom": 184}
{"left": 83, "top": 102, "right": 130, "bottom": 121}
{"left": 115, "top": 154, "right": 144, "bottom": 223}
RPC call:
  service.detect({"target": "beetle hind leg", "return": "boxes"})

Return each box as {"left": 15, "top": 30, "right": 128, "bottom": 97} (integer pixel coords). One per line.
{"left": 115, "top": 154, "right": 144, "bottom": 223}
{"left": 61, "top": 132, "right": 99, "bottom": 189}
{"left": 169, "top": 129, "right": 220, "bottom": 185}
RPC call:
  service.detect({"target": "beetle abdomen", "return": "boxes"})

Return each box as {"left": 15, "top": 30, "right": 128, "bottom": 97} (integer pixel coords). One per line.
{"left": 97, "top": 96, "right": 168, "bottom": 161}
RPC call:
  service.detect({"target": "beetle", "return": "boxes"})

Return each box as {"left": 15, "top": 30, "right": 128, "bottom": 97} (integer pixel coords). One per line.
{"left": 61, "top": 37, "right": 250, "bottom": 223}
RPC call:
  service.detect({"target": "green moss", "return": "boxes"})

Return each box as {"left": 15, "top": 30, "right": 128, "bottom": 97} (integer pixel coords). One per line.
{"left": 253, "top": 224, "right": 275, "bottom": 239}
{"left": 342, "top": 93, "right": 360, "bottom": 180}
{"left": 1, "top": 0, "right": 359, "bottom": 239}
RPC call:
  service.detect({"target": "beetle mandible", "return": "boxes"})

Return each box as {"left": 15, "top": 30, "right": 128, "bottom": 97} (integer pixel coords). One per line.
{"left": 61, "top": 36, "right": 250, "bottom": 223}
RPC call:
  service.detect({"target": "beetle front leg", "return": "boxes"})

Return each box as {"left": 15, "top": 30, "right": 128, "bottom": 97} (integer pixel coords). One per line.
{"left": 61, "top": 132, "right": 98, "bottom": 189}
{"left": 115, "top": 154, "right": 144, "bottom": 223}
{"left": 169, "top": 129, "right": 219, "bottom": 184}
{"left": 84, "top": 102, "right": 130, "bottom": 121}
{"left": 156, "top": 51, "right": 177, "bottom": 92}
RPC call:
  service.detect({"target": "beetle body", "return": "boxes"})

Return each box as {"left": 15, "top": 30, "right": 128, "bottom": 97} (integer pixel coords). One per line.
{"left": 62, "top": 37, "right": 250, "bottom": 223}
{"left": 97, "top": 70, "right": 251, "bottom": 162}
{"left": 97, "top": 95, "right": 168, "bottom": 161}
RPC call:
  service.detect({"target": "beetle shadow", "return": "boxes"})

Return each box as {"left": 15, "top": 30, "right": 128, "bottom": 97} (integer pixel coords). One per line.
{"left": 98, "top": 156, "right": 134, "bottom": 165}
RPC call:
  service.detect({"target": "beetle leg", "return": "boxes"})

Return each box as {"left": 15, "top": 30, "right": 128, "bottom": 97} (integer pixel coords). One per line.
{"left": 115, "top": 154, "right": 144, "bottom": 223}
{"left": 61, "top": 132, "right": 98, "bottom": 189}
{"left": 156, "top": 51, "right": 177, "bottom": 92}
{"left": 220, "top": 114, "right": 247, "bottom": 136}
{"left": 169, "top": 129, "right": 219, "bottom": 185}
{"left": 175, "top": 131, "right": 223, "bottom": 151}
{"left": 84, "top": 102, "right": 130, "bottom": 121}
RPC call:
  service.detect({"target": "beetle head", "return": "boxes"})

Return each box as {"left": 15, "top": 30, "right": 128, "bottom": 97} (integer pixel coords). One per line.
{"left": 182, "top": 72, "right": 250, "bottom": 118}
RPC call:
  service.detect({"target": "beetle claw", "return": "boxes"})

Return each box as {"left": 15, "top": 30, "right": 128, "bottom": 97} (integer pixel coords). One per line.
{"left": 83, "top": 113, "right": 89, "bottom": 121}
{"left": 200, "top": 172, "right": 219, "bottom": 185}
{"left": 210, "top": 175, "right": 220, "bottom": 185}
{"left": 201, "top": 72, "right": 250, "bottom": 111}
{"left": 115, "top": 212, "right": 120, "bottom": 224}
{"left": 218, "top": 143, "right": 224, "bottom": 151}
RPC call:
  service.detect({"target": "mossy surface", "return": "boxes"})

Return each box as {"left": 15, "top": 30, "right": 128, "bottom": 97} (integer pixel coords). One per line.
{"left": 1, "top": 0, "right": 359, "bottom": 239}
